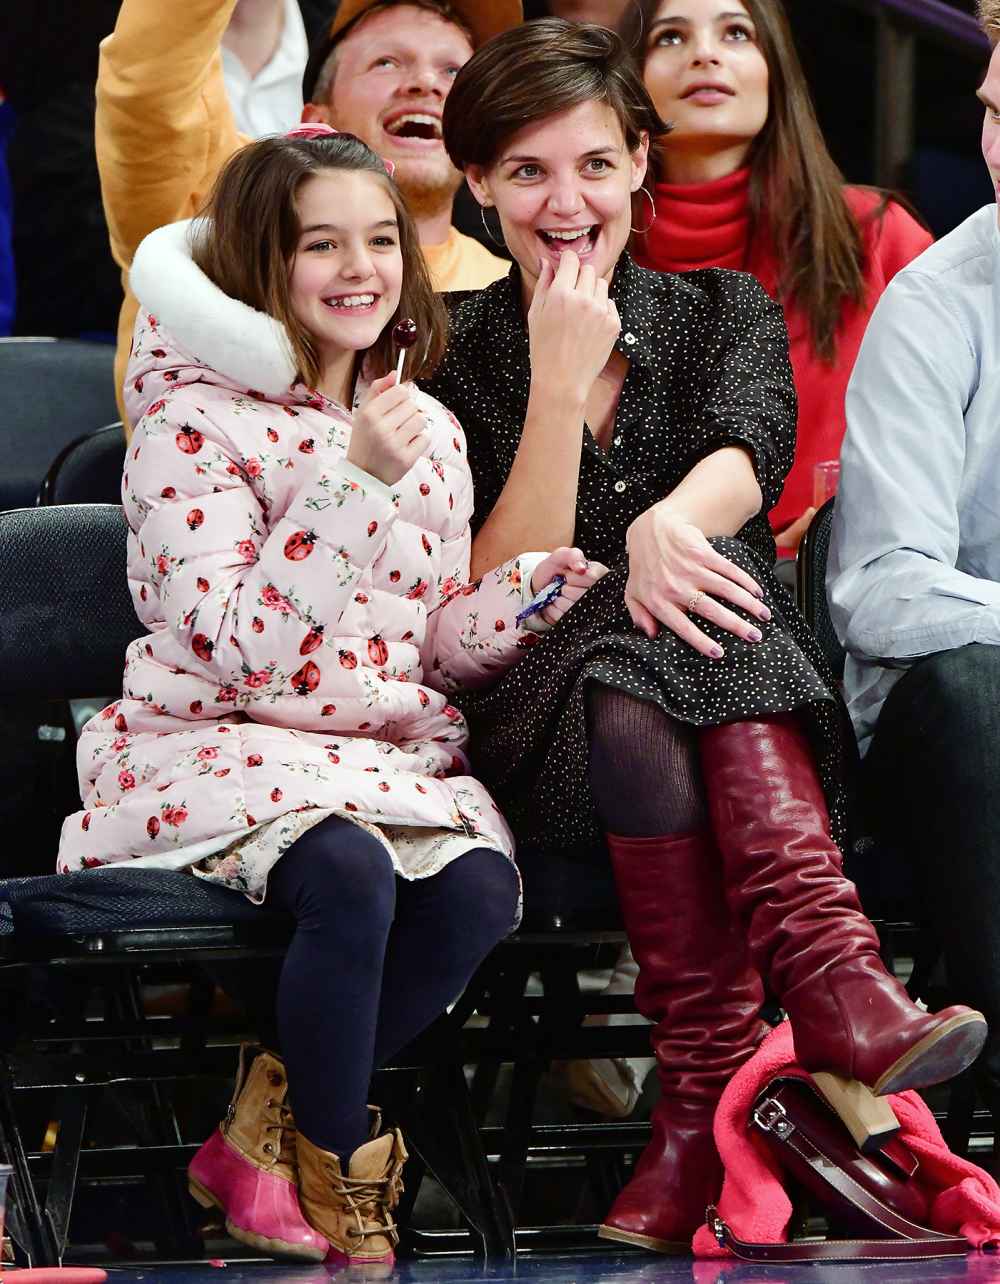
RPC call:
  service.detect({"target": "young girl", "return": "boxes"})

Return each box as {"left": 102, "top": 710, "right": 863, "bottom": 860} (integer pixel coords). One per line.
{"left": 57, "top": 125, "right": 602, "bottom": 1268}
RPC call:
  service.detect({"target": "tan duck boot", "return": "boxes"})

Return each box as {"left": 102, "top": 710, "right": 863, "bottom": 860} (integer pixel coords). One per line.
{"left": 188, "top": 1045, "right": 330, "bottom": 1260}
{"left": 296, "top": 1117, "right": 407, "bottom": 1269}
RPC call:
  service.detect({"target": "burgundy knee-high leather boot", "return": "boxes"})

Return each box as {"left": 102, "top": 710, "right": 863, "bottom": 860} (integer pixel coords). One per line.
{"left": 598, "top": 830, "right": 765, "bottom": 1253}
{"left": 700, "top": 714, "right": 986, "bottom": 1149}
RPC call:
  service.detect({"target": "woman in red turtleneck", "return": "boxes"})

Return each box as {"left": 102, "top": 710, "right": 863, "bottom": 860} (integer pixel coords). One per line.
{"left": 619, "top": 0, "right": 932, "bottom": 551}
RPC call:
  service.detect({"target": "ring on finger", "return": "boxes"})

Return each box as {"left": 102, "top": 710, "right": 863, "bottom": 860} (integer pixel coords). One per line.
{"left": 687, "top": 591, "right": 705, "bottom": 613}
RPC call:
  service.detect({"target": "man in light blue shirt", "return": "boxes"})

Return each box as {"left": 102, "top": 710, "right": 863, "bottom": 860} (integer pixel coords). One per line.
{"left": 829, "top": 0, "right": 1000, "bottom": 1121}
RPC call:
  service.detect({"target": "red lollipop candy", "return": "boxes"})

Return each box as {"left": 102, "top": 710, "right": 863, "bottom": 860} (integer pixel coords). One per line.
{"left": 393, "top": 317, "right": 418, "bottom": 379}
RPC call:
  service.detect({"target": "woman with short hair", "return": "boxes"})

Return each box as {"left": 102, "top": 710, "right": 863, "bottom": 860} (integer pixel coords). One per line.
{"left": 424, "top": 18, "right": 983, "bottom": 1253}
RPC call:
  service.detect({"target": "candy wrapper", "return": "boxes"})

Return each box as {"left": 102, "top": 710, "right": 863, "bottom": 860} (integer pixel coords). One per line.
{"left": 516, "top": 575, "right": 565, "bottom": 626}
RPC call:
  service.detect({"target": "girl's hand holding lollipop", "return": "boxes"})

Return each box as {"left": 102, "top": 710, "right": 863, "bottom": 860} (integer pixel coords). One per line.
{"left": 348, "top": 370, "right": 428, "bottom": 487}
{"left": 347, "top": 321, "right": 425, "bottom": 487}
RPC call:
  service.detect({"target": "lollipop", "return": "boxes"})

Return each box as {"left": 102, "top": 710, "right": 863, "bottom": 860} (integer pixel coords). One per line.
{"left": 393, "top": 317, "right": 418, "bottom": 381}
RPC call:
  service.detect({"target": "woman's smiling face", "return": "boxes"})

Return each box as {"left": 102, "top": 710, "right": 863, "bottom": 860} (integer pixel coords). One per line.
{"left": 643, "top": 0, "right": 769, "bottom": 171}
{"left": 466, "top": 99, "right": 648, "bottom": 293}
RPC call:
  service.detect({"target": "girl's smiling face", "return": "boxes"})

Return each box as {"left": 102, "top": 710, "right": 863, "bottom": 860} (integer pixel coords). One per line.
{"left": 288, "top": 169, "right": 404, "bottom": 381}
{"left": 466, "top": 99, "right": 649, "bottom": 294}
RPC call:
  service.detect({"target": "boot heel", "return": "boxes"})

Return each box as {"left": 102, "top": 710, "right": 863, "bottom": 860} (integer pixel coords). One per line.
{"left": 811, "top": 1071, "right": 900, "bottom": 1154}
{"left": 188, "top": 1178, "right": 218, "bottom": 1210}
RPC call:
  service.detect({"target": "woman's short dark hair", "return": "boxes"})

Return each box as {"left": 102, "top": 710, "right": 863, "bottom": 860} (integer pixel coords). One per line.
{"left": 443, "top": 19, "right": 668, "bottom": 173}
{"left": 193, "top": 132, "right": 447, "bottom": 389}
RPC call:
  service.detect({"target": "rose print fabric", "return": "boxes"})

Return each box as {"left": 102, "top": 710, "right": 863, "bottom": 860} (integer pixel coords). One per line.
{"left": 58, "top": 305, "right": 540, "bottom": 907}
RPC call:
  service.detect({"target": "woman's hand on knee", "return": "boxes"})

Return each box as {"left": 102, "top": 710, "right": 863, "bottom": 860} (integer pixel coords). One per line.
{"left": 530, "top": 546, "right": 609, "bottom": 625}
{"left": 624, "top": 508, "right": 770, "bottom": 658}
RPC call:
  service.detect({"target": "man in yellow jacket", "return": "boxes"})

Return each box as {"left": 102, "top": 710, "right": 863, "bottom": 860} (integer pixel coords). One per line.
{"left": 96, "top": 0, "right": 519, "bottom": 428}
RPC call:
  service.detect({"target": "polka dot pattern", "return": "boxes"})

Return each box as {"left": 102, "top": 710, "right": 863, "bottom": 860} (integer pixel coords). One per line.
{"left": 422, "top": 254, "right": 852, "bottom": 853}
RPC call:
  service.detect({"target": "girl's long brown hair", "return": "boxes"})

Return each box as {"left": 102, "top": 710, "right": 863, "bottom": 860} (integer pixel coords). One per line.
{"left": 193, "top": 133, "right": 447, "bottom": 388}
{"left": 620, "top": 0, "right": 891, "bottom": 361}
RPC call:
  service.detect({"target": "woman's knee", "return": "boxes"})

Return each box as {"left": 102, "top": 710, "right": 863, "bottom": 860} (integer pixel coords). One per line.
{"left": 587, "top": 684, "right": 696, "bottom": 777}
{"left": 587, "top": 685, "right": 653, "bottom": 762}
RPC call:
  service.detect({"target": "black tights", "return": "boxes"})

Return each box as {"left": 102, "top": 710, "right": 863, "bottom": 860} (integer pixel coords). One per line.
{"left": 587, "top": 683, "right": 706, "bottom": 837}
{"left": 264, "top": 816, "right": 518, "bottom": 1158}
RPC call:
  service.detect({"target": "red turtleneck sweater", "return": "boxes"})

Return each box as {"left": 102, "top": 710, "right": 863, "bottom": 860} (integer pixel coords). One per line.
{"left": 634, "top": 168, "right": 933, "bottom": 542}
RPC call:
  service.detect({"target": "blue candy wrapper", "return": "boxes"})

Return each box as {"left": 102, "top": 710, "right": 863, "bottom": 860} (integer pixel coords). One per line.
{"left": 516, "top": 574, "right": 566, "bottom": 626}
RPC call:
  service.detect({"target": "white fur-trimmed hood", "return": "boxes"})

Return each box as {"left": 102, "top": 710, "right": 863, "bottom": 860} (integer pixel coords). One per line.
{"left": 129, "top": 219, "right": 298, "bottom": 397}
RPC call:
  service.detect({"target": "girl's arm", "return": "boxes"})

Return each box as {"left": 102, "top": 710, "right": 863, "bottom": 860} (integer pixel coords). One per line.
{"left": 421, "top": 523, "right": 544, "bottom": 693}
{"left": 419, "top": 388, "right": 605, "bottom": 691}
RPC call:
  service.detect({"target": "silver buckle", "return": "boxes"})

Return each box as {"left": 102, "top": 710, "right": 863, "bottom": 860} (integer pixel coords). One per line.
{"left": 706, "top": 1205, "right": 726, "bottom": 1247}
{"left": 753, "top": 1096, "right": 795, "bottom": 1139}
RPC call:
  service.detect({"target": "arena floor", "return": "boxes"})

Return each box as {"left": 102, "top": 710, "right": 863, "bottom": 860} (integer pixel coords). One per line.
{"left": 86, "top": 1252, "right": 1000, "bottom": 1284}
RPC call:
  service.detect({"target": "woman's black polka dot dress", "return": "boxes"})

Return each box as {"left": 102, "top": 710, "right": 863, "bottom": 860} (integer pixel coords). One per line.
{"left": 422, "top": 253, "right": 856, "bottom": 857}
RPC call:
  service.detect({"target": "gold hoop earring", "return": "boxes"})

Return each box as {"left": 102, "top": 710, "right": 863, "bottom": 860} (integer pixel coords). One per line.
{"left": 630, "top": 187, "right": 657, "bottom": 237}
{"left": 479, "top": 204, "right": 506, "bottom": 249}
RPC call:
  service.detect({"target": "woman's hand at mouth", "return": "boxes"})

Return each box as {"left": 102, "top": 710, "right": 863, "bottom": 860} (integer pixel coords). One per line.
{"left": 527, "top": 250, "right": 621, "bottom": 406}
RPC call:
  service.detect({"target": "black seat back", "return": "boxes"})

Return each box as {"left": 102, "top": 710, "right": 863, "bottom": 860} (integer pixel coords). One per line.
{"left": 796, "top": 498, "right": 845, "bottom": 680}
{"left": 0, "top": 504, "right": 139, "bottom": 700}
{"left": 0, "top": 339, "right": 118, "bottom": 510}
{"left": 38, "top": 422, "right": 127, "bottom": 506}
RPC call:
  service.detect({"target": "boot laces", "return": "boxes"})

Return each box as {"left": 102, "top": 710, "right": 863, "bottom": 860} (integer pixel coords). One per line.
{"left": 326, "top": 1157, "right": 404, "bottom": 1245}
{"left": 263, "top": 1099, "right": 298, "bottom": 1167}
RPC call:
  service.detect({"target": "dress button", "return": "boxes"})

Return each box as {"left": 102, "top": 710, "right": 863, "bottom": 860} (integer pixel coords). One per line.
{"left": 612, "top": 435, "right": 622, "bottom": 447}
{"left": 614, "top": 480, "right": 627, "bottom": 494}
{"left": 624, "top": 332, "right": 637, "bottom": 345}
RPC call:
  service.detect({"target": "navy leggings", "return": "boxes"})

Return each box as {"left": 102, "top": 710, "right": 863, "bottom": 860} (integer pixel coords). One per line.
{"left": 264, "top": 815, "right": 518, "bottom": 1158}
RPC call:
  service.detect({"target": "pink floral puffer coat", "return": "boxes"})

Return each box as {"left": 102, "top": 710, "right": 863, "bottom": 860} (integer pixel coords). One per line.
{"left": 57, "top": 247, "right": 543, "bottom": 897}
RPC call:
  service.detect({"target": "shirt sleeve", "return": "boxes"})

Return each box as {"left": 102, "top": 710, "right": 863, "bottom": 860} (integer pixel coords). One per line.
{"left": 688, "top": 272, "right": 798, "bottom": 514}
{"left": 96, "top": 0, "right": 245, "bottom": 274}
{"left": 828, "top": 267, "right": 999, "bottom": 661}
{"left": 97, "top": 0, "right": 248, "bottom": 427}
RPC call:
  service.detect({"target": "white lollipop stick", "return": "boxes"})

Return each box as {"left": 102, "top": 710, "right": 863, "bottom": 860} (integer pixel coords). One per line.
{"left": 395, "top": 348, "right": 406, "bottom": 381}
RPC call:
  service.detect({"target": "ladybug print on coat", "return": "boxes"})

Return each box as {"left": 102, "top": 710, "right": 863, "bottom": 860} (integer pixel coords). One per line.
{"left": 192, "top": 634, "right": 214, "bottom": 662}
{"left": 291, "top": 661, "right": 320, "bottom": 695}
{"left": 284, "top": 530, "right": 317, "bottom": 560}
{"left": 176, "top": 425, "right": 204, "bottom": 453}
{"left": 300, "top": 626, "right": 324, "bottom": 655}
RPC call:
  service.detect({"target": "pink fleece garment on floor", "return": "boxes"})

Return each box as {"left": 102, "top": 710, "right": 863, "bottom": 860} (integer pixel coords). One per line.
{"left": 691, "top": 1022, "right": 1000, "bottom": 1259}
